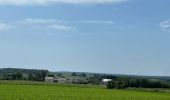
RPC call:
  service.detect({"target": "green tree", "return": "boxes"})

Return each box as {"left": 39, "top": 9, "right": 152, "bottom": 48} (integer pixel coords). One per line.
{"left": 80, "top": 73, "right": 86, "bottom": 77}
{"left": 40, "top": 70, "right": 48, "bottom": 81}
{"left": 71, "top": 72, "right": 77, "bottom": 76}
{"left": 12, "top": 72, "right": 23, "bottom": 80}
{"left": 107, "top": 81, "right": 114, "bottom": 89}
{"left": 28, "top": 73, "right": 34, "bottom": 80}
{"left": 57, "top": 73, "right": 62, "bottom": 76}
{"left": 47, "top": 74, "right": 54, "bottom": 77}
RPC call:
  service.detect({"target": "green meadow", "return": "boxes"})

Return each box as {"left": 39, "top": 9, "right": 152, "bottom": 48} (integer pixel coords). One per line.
{"left": 0, "top": 81, "right": 170, "bottom": 100}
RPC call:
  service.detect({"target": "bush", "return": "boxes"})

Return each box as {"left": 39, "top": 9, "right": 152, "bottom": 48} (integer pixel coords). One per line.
{"left": 107, "top": 81, "right": 128, "bottom": 89}
{"left": 107, "top": 81, "right": 114, "bottom": 89}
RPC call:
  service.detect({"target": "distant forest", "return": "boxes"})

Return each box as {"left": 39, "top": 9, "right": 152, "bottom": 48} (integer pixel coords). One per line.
{"left": 0, "top": 68, "right": 170, "bottom": 89}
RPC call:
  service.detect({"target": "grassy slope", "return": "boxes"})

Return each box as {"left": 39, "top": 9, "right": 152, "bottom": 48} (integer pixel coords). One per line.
{"left": 0, "top": 81, "right": 170, "bottom": 100}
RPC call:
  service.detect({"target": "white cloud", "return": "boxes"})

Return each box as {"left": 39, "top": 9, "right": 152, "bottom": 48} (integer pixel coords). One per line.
{"left": 0, "top": 18, "right": 76, "bottom": 34}
{"left": 49, "top": 24, "right": 76, "bottom": 32}
{"left": 0, "top": 0, "right": 128, "bottom": 6}
{"left": 0, "top": 18, "right": 115, "bottom": 34}
{"left": 78, "top": 20, "right": 114, "bottom": 24}
{"left": 159, "top": 20, "right": 170, "bottom": 32}
{"left": 19, "top": 18, "right": 63, "bottom": 24}
{"left": 0, "top": 23, "right": 11, "bottom": 31}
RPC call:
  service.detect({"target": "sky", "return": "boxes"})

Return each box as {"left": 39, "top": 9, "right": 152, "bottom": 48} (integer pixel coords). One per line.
{"left": 0, "top": 0, "right": 170, "bottom": 76}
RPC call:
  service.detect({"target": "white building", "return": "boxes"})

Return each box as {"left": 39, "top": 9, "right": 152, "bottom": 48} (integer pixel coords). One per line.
{"left": 57, "top": 78, "right": 68, "bottom": 83}
{"left": 45, "top": 77, "right": 54, "bottom": 82}
{"left": 102, "top": 79, "right": 112, "bottom": 84}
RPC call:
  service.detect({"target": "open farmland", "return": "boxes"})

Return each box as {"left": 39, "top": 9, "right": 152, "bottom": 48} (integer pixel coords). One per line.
{"left": 0, "top": 81, "right": 170, "bottom": 100}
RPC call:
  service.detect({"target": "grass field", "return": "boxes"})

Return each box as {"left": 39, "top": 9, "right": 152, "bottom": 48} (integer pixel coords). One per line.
{"left": 0, "top": 81, "right": 170, "bottom": 100}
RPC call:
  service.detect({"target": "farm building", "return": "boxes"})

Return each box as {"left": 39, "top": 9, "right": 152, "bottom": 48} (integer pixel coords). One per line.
{"left": 102, "top": 79, "right": 112, "bottom": 85}
{"left": 71, "top": 77, "right": 88, "bottom": 84}
{"left": 45, "top": 77, "right": 88, "bottom": 84}
{"left": 57, "top": 78, "right": 68, "bottom": 83}
{"left": 45, "top": 77, "right": 54, "bottom": 82}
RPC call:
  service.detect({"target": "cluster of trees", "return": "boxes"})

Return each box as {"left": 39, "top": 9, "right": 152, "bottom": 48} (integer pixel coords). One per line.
{"left": 2, "top": 72, "right": 23, "bottom": 80}
{"left": 71, "top": 72, "right": 86, "bottom": 77}
{"left": 28, "top": 70, "right": 48, "bottom": 81}
{"left": 84, "top": 74, "right": 170, "bottom": 89}
{"left": 0, "top": 68, "right": 49, "bottom": 81}
{"left": 88, "top": 74, "right": 117, "bottom": 85}
{"left": 107, "top": 78, "right": 170, "bottom": 89}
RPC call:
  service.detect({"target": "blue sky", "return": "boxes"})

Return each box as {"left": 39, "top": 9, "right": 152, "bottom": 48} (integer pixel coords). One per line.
{"left": 0, "top": 0, "right": 170, "bottom": 76}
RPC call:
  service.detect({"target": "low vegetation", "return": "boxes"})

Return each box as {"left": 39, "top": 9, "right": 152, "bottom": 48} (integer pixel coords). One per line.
{"left": 0, "top": 81, "right": 170, "bottom": 100}
{"left": 0, "top": 68, "right": 170, "bottom": 89}
{"left": 107, "top": 78, "right": 170, "bottom": 89}
{"left": 0, "top": 68, "right": 170, "bottom": 100}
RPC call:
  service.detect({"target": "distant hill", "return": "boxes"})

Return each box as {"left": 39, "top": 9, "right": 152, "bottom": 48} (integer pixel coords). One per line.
{"left": 0, "top": 68, "right": 170, "bottom": 83}
{"left": 52, "top": 71, "right": 170, "bottom": 82}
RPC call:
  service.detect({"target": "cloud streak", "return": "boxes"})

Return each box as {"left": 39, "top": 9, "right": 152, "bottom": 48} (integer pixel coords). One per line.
{"left": 0, "top": 18, "right": 115, "bottom": 35}
{"left": 0, "top": 18, "right": 76, "bottom": 34}
{"left": 0, "top": 0, "right": 128, "bottom": 6}
{"left": 159, "top": 20, "right": 170, "bottom": 32}
{"left": 77, "top": 20, "right": 114, "bottom": 24}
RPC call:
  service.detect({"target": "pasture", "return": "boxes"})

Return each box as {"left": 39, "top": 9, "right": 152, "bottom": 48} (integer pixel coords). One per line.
{"left": 0, "top": 81, "right": 170, "bottom": 100}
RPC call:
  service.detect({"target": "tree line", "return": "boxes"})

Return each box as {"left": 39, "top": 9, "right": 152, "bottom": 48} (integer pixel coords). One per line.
{"left": 107, "top": 78, "right": 170, "bottom": 89}
{"left": 0, "top": 68, "right": 49, "bottom": 81}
